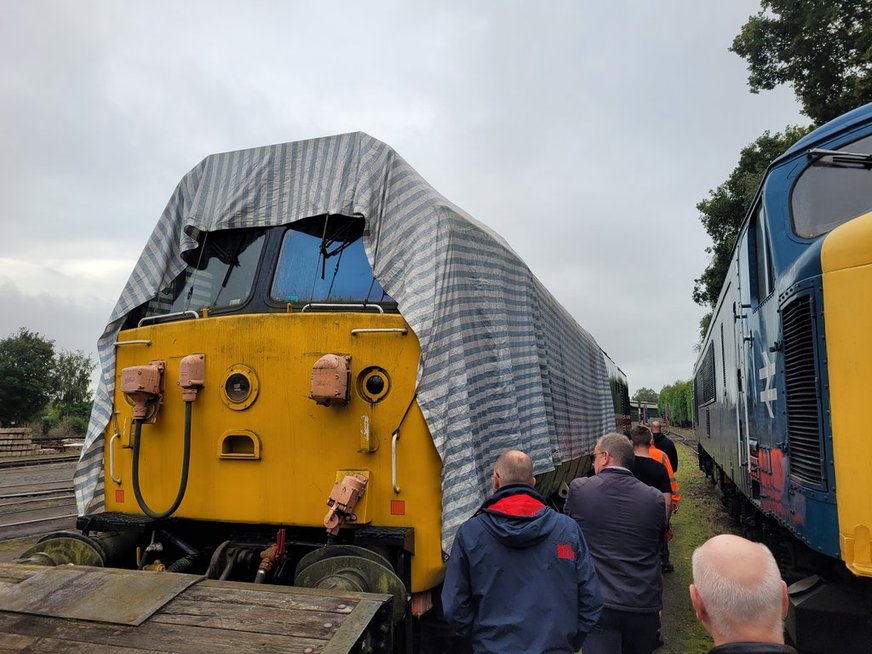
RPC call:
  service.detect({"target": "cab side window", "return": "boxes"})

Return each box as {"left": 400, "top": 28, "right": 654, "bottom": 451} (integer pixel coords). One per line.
{"left": 750, "top": 203, "right": 774, "bottom": 304}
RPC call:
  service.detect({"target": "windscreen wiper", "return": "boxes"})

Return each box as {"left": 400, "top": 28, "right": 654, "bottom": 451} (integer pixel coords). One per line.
{"left": 318, "top": 217, "right": 357, "bottom": 279}
{"left": 808, "top": 148, "right": 872, "bottom": 166}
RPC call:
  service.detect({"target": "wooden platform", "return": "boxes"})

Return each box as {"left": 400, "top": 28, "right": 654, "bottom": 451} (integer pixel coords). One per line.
{"left": 0, "top": 564, "right": 393, "bottom": 653}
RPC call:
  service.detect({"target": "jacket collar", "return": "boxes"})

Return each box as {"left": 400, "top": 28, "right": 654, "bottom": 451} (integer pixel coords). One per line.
{"left": 599, "top": 466, "right": 633, "bottom": 475}
{"left": 478, "top": 484, "right": 547, "bottom": 517}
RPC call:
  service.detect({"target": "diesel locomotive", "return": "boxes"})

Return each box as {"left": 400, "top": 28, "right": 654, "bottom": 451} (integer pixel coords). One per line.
{"left": 693, "top": 103, "right": 872, "bottom": 651}
{"left": 22, "top": 133, "right": 628, "bottom": 650}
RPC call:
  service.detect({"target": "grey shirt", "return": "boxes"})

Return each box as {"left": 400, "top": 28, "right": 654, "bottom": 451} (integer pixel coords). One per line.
{"left": 565, "top": 467, "right": 666, "bottom": 612}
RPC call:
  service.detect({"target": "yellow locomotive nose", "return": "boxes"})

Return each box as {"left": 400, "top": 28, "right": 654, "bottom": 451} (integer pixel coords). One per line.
{"left": 821, "top": 210, "right": 872, "bottom": 577}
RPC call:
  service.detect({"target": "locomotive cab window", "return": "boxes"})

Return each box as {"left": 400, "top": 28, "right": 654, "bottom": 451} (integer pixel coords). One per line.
{"left": 696, "top": 342, "right": 716, "bottom": 407}
{"left": 131, "top": 228, "right": 266, "bottom": 326}
{"left": 270, "top": 214, "right": 395, "bottom": 307}
{"left": 792, "top": 132, "right": 872, "bottom": 238}
{"left": 749, "top": 203, "right": 774, "bottom": 304}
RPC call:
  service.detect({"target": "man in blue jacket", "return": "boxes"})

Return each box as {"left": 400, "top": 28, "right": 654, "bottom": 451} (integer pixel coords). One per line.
{"left": 442, "top": 449, "right": 602, "bottom": 653}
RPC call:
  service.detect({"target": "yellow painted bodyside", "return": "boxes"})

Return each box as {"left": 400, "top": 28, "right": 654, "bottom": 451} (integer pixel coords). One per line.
{"left": 821, "top": 210, "right": 872, "bottom": 577}
{"left": 105, "top": 312, "right": 444, "bottom": 592}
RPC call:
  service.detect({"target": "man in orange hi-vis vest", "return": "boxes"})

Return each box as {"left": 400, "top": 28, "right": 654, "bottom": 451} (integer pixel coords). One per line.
{"left": 646, "top": 427, "right": 679, "bottom": 573}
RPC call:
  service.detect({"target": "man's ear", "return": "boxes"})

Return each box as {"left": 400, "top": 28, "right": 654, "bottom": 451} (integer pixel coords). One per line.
{"left": 780, "top": 580, "right": 789, "bottom": 619}
{"left": 530, "top": 477, "right": 536, "bottom": 488}
{"left": 689, "top": 584, "right": 706, "bottom": 622}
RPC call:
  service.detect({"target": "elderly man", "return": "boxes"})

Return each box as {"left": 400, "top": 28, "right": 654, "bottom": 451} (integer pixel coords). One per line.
{"left": 565, "top": 433, "right": 666, "bottom": 654}
{"left": 442, "top": 449, "right": 602, "bottom": 653}
{"left": 690, "top": 534, "right": 796, "bottom": 653}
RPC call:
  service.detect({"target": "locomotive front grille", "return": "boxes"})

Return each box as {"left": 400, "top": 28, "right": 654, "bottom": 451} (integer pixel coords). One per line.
{"left": 781, "top": 294, "right": 824, "bottom": 485}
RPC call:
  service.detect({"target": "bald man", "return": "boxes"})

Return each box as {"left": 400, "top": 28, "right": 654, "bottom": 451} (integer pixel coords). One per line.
{"left": 690, "top": 534, "right": 796, "bottom": 653}
{"left": 442, "top": 450, "right": 602, "bottom": 653}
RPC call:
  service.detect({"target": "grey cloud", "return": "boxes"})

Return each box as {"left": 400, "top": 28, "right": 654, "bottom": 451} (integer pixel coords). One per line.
{"left": 1, "top": 0, "right": 805, "bottom": 393}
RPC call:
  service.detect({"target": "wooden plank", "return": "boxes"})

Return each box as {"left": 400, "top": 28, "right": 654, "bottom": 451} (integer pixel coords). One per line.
{"left": 0, "top": 566, "right": 202, "bottom": 625}
{"left": 177, "top": 584, "right": 362, "bottom": 613}
{"left": 323, "top": 598, "right": 389, "bottom": 654}
{"left": 200, "top": 578, "right": 392, "bottom": 602}
{"left": 158, "top": 596, "right": 351, "bottom": 637}
{"left": 151, "top": 609, "right": 340, "bottom": 640}
{"left": 0, "top": 566, "right": 33, "bottom": 584}
{"left": 0, "top": 632, "right": 156, "bottom": 653}
{"left": 0, "top": 564, "right": 393, "bottom": 653}
{"left": 0, "top": 613, "right": 327, "bottom": 654}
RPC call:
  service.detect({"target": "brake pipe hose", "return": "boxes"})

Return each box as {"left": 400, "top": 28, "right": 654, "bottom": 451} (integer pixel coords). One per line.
{"left": 131, "top": 401, "right": 193, "bottom": 519}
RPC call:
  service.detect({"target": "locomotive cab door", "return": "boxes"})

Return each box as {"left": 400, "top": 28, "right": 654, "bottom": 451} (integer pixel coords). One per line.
{"left": 735, "top": 220, "right": 757, "bottom": 499}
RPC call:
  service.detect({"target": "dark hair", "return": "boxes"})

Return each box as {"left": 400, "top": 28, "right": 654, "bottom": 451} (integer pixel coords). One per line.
{"left": 630, "top": 425, "right": 652, "bottom": 446}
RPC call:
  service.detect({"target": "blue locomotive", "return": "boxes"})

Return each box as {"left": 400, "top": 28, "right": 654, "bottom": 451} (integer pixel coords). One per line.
{"left": 693, "top": 102, "right": 872, "bottom": 652}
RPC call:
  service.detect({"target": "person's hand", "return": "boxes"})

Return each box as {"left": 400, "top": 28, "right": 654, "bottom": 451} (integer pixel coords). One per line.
{"left": 411, "top": 591, "right": 433, "bottom": 617}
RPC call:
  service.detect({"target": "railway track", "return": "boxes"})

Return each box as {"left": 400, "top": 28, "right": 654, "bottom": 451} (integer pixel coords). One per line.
{"left": 0, "top": 453, "right": 79, "bottom": 469}
{"left": 0, "top": 459, "right": 77, "bottom": 541}
{"left": 664, "top": 425, "right": 697, "bottom": 452}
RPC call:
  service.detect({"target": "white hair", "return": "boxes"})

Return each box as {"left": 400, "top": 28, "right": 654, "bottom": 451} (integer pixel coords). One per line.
{"left": 691, "top": 540, "right": 784, "bottom": 637}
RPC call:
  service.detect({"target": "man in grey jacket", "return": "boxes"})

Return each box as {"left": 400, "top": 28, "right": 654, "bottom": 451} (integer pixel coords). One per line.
{"left": 565, "top": 433, "right": 666, "bottom": 654}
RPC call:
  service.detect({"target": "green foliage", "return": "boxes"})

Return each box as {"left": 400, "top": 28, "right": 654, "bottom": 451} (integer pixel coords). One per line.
{"left": 659, "top": 380, "right": 694, "bottom": 427}
{"left": 732, "top": 1, "right": 872, "bottom": 124}
{"left": 0, "top": 328, "right": 94, "bottom": 433}
{"left": 632, "top": 387, "right": 659, "bottom": 404}
{"left": 45, "top": 350, "right": 95, "bottom": 435}
{"left": 0, "top": 328, "right": 56, "bottom": 426}
{"left": 695, "top": 312, "right": 713, "bottom": 351}
{"left": 694, "top": 0, "right": 872, "bottom": 316}
{"left": 692, "top": 126, "right": 813, "bottom": 308}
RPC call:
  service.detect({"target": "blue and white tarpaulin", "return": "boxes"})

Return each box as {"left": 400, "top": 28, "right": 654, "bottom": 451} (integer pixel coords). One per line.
{"left": 74, "top": 133, "right": 615, "bottom": 552}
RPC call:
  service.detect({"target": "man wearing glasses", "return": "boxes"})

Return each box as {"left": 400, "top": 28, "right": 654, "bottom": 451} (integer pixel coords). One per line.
{"left": 565, "top": 433, "right": 667, "bottom": 654}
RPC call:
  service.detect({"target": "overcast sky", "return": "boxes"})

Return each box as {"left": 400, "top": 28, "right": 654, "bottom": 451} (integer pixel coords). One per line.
{"left": 0, "top": 1, "right": 805, "bottom": 394}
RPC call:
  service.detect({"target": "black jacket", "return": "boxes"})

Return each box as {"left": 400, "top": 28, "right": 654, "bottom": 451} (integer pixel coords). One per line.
{"left": 652, "top": 431, "right": 678, "bottom": 472}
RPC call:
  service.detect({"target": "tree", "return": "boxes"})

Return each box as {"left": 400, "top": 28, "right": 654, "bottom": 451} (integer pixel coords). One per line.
{"left": 692, "top": 125, "right": 813, "bottom": 310}
{"left": 732, "top": 1, "right": 872, "bottom": 124}
{"left": 695, "top": 313, "right": 713, "bottom": 352}
{"left": 0, "top": 328, "right": 55, "bottom": 426}
{"left": 45, "top": 350, "right": 95, "bottom": 434}
{"left": 659, "top": 380, "right": 694, "bottom": 427}
{"left": 632, "top": 387, "right": 659, "bottom": 404}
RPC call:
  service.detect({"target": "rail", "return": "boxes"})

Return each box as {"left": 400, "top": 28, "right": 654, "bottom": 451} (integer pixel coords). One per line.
{"left": 0, "top": 454, "right": 79, "bottom": 469}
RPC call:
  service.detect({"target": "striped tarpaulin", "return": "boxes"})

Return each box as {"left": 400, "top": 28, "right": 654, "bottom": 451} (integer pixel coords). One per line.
{"left": 74, "top": 133, "right": 614, "bottom": 552}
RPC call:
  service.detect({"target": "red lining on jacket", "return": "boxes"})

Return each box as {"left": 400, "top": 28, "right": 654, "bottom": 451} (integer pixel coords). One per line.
{"left": 488, "top": 494, "right": 545, "bottom": 516}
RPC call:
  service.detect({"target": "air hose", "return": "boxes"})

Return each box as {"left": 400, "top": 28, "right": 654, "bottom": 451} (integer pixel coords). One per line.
{"left": 131, "top": 401, "right": 193, "bottom": 519}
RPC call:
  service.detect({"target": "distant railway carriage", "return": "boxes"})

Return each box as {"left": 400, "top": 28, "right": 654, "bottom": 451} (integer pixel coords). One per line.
{"left": 694, "top": 103, "right": 872, "bottom": 652}
{"left": 22, "top": 133, "right": 628, "bottom": 651}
